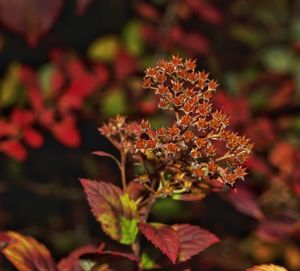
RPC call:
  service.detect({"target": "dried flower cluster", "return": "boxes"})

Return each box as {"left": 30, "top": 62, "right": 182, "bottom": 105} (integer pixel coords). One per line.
{"left": 101, "top": 56, "right": 252, "bottom": 198}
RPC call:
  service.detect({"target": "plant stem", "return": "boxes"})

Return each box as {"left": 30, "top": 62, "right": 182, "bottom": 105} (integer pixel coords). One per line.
{"left": 120, "top": 152, "right": 127, "bottom": 190}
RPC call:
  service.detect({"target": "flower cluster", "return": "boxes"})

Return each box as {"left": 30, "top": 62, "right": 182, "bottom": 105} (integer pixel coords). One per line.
{"left": 99, "top": 115, "right": 139, "bottom": 154}
{"left": 136, "top": 56, "right": 252, "bottom": 196}
{"left": 100, "top": 56, "right": 252, "bottom": 199}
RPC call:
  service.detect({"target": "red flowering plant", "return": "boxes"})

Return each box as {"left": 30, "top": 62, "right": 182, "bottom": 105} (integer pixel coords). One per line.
{"left": 0, "top": 56, "right": 254, "bottom": 270}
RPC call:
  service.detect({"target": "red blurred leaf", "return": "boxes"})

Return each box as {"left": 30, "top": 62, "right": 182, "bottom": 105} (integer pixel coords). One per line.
{"left": 136, "top": 3, "right": 160, "bottom": 21}
{"left": 139, "top": 222, "right": 179, "bottom": 264}
{"left": 93, "top": 64, "right": 109, "bottom": 86}
{"left": 58, "top": 245, "right": 100, "bottom": 271}
{"left": 227, "top": 187, "right": 264, "bottom": 220}
{"left": 0, "top": 139, "right": 27, "bottom": 161}
{"left": 0, "top": 0, "right": 64, "bottom": 46}
{"left": 186, "top": 0, "right": 222, "bottom": 24}
{"left": 256, "top": 220, "right": 294, "bottom": 243}
{"left": 10, "top": 109, "right": 35, "bottom": 127}
{"left": 115, "top": 48, "right": 137, "bottom": 81}
{"left": 80, "top": 179, "right": 139, "bottom": 244}
{"left": 0, "top": 231, "right": 57, "bottom": 271}
{"left": 0, "top": 119, "right": 18, "bottom": 137}
{"left": 51, "top": 115, "right": 81, "bottom": 147}
{"left": 269, "top": 80, "right": 294, "bottom": 109}
{"left": 181, "top": 32, "right": 209, "bottom": 54}
{"left": 76, "top": 0, "right": 93, "bottom": 15}
{"left": 23, "top": 128, "right": 44, "bottom": 148}
{"left": 269, "top": 142, "right": 295, "bottom": 175}
{"left": 172, "top": 224, "right": 219, "bottom": 262}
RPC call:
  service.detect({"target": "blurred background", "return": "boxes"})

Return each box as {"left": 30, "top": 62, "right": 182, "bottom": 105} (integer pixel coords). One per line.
{"left": 0, "top": 0, "right": 300, "bottom": 270}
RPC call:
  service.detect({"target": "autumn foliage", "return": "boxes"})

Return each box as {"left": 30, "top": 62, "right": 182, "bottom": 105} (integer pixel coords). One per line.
{"left": 0, "top": 1, "right": 299, "bottom": 271}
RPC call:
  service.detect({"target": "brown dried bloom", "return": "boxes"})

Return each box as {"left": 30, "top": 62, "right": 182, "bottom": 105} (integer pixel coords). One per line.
{"left": 136, "top": 55, "right": 253, "bottom": 197}
{"left": 99, "top": 115, "right": 138, "bottom": 154}
{"left": 99, "top": 56, "right": 252, "bottom": 199}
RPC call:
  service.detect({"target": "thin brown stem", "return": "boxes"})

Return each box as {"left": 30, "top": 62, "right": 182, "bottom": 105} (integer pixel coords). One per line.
{"left": 120, "top": 152, "right": 127, "bottom": 190}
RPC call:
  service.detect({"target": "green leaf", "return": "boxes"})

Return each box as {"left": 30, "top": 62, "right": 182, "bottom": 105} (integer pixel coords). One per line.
{"left": 230, "top": 24, "right": 263, "bottom": 47}
{"left": 87, "top": 35, "right": 119, "bottom": 62}
{"left": 122, "top": 20, "right": 145, "bottom": 56}
{"left": 38, "top": 64, "right": 54, "bottom": 98}
{"left": 101, "top": 89, "right": 128, "bottom": 116}
{"left": 262, "top": 47, "right": 294, "bottom": 72}
{"left": 0, "top": 63, "right": 22, "bottom": 107}
{"left": 79, "top": 259, "right": 98, "bottom": 271}
{"left": 141, "top": 251, "right": 159, "bottom": 269}
{"left": 80, "top": 179, "right": 139, "bottom": 245}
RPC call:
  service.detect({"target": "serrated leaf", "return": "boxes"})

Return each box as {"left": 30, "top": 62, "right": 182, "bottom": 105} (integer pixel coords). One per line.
{"left": 80, "top": 179, "right": 138, "bottom": 244}
{"left": 246, "top": 264, "right": 288, "bottom": 271}
{"left": 172, "top": 224, "right": 219, "bottom": 262}
{"left": 0, "top": 231, "right": 57, "bottom": 271}
{"left": 87, "top": 35, "right": 119, "bottom": 62}
{"left": 139, "top": 223, "right": 179, "bottom": 264}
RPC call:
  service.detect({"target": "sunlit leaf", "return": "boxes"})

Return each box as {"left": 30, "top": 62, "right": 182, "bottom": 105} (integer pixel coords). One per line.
{"left": 87, "top": 35, "right": 119, "bottom": 62}
{"left": 101, "top": 89, "right": 128, "bottom": 117}
{"left": 172, "top": 224, "right": 219, "bottom": 262}
{"left": 0, "top": 63, "right": 21, "bottom": 107}
{"left": 0, "top": 231, "right": 57, "bottom": 271}
{"left": 246, "top": 264, "right": 288, "bottom": 271}
{"left": 80, "top": 179, "right": 139, "bottom": 244}
{"left": 139, "top": 222, "right": 179, "bottom": 264}
{"left": 262, "top": 47, "right": 294, "bottom": 72}
{"left": 122, "top": 20, "right": 145, "bottom": 56}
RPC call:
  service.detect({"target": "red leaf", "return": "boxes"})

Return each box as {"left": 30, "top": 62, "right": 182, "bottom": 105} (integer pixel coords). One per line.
{"left": 115, "top": 48, "right": 137, "bottom": 81}
{"left": 179, "top": 31, "right": 209, "bottom": 55}
{"left": 0, "top": 231, "right": 57, "bottom": 271}
{"left": 58, "top": 245, "right": 100, "bottom": 271}
{"left": 172, "top": 224, "right": 219, "bottom": 262}
{"left": 227, "top": 187, "right": 264, "bottom": 220}
{"left": 0, "top": 0, "right": 65, "bottom": 46}
{"left": 93, "top": 64, "right": 109, "bottom": 86}
{"left": 51, "top": 115, "right": 81, "bottom": 147}
{"left": 10, "top": 109, "right": 35, "bottom": 127}
{"left": 256, "top": 220, "right": 294, "bottom": 243}
{"left": 23, "top": 128, "right": 44, "bottom": 148}
{"left": 76, "top": 0, "right": 93, "bottom": 15}
{"left": 80, "top": 179, "right": 139, "bottom": 244}
{"left": 139, "top": 222, "right": 179, "bottom": 264}
{"left": 0, "top": 119, "right": 18, "bottom": 137}
{"left": 0, "top": 139, "right": 27, "bottom": 161}
{"left": 79, "top": 250, "right": 136, "bottom": 271}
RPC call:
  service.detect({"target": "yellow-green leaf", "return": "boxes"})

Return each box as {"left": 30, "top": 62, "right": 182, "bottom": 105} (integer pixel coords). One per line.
{"left": 80, "top": 179, "right": 139, "bottom": 245}
{"left": 87, "top": 35, "right": 119, "bottom": 62}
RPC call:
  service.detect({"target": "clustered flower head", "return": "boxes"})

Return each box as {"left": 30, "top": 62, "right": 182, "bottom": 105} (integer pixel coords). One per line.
{"left": 100, "top": 56, "right": 253, "bottom": 199}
